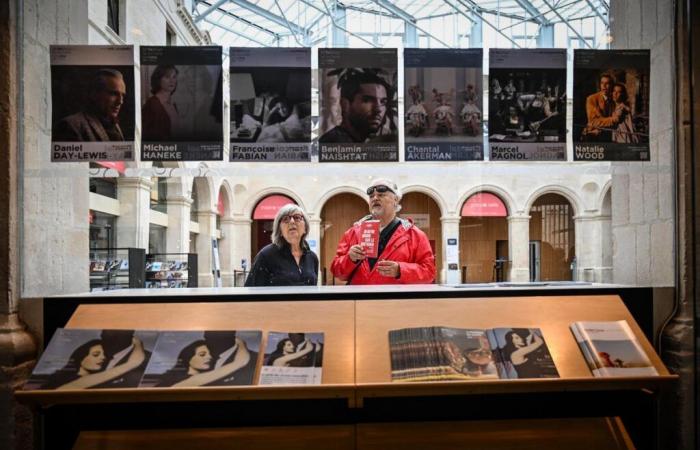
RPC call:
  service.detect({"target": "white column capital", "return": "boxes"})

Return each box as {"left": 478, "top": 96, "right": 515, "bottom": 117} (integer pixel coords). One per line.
{"left": 166, "top": 195, "right": 193, "bottom": 207}
{"left": 231, "top": 217, "right": 253, "bottom": 226}
{"left": 440, "top": 216, "right": 461, "bottom": 224}
{"left": 118, "top": 176, "right": 153, "bottom": 191}
{"left": 507, "top": 214, "right": 531, "bottom": 223}
{"left": 573, "top": 213, "right": 611, "bottom": 222}
{"left": 219, "top": 217, "right": 237, "bottom": 225}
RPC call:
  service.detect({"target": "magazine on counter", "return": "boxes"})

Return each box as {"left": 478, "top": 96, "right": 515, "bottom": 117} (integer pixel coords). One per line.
{"left": 389, "top": 326, "right": 558, "bottom": 382}
{"left": 259, "top": 332, "right": 324, "bottom": 385}
{"left": 570, "top": 320, "right": 658, "bottom": 377}
{"left": 24, "top": 328, "right": 158, "bottom": 390}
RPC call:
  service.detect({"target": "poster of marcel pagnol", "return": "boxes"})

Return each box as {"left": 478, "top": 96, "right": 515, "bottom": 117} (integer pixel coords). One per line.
{"left": 319, "top": 48, "right": 398, "bottom": 162}
{"left": 140, "top": 46, "right": 223, "bottom": 161}
{"left": 50, "top": 45, "right": 135, "bottom": 162}
{"left": 488, "top": 49, "right": 567, "bottom": 161}
{"left": 229, "top": 47, "right": 311, "bottom": 162}
{"left": 573, "top": 49, "right": 650, "bottom": 161}
{"left": 404, "top": 48, "right": 483, "bottom": 161}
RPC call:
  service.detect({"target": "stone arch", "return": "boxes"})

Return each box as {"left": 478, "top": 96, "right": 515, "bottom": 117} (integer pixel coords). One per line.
{"left": 401, "top": 185, "right": 447, "bottom": 217}
{"left": 524, "top": 185, "right": 583, "bottom": 217}
{"left": 216, "top": 180, "right": 234, "bottom": 219}
{"left": 457, "top": 185, "right": 516, "bottom": 217}
{"left": 314, "top": 186, "right": 367, "bottom": 216}
{"left": 190, "top": 176, "right": 217, "bottom": 212}
{"left": 597, "top": 180, "right": 612, "bottom": 216}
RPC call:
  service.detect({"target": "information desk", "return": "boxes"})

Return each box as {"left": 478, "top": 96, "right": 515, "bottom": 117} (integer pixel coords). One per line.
{"left": 18, "top": 295, "right": 675, "bottom": 450}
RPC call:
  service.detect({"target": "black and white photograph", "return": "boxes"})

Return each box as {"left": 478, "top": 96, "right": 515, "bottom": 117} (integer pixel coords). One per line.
{"left": 51, "top": 45, "right": 135, "bottom": 162}
{"left": 573, "top": 50, "right": 650, "bottom": 161}
{"left": 259, "top": 331, "right": 324, "bottom": 385}
{"left": 404, "top": 49, "right": 483, "bottom": 161}
{"left": 229, "top": 47, "right": 311, "bottom": 162}
{"left": 24, "top": 328, "right": 158, "bottom": 390}
{"left": 319, "top": 48, "right": 398, "bottom": 162}
{"left": 488, "top": 49, "right": 567, "bottom": 161}
{"left": 140, "top": 330, "right": 261, "bottom": 387}
{"left": 487, "top": 327, "right": 559, "bottom": 379}
{"left": 140, "top": 46, "right": 223, "bottom": 161}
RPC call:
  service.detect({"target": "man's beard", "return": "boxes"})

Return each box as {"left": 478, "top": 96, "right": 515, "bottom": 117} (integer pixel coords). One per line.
{"left": 349, "top": 112, "right": 383, "bottom": 135}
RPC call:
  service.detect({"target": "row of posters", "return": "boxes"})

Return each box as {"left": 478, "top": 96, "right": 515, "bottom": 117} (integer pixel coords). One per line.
{"left": 50, "top": 46, "right": 650, "bottom": 163}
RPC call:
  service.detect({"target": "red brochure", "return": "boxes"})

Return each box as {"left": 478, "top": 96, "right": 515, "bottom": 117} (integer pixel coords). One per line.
{"left": 359, "top": 220, "right": 380, "bottom": 258}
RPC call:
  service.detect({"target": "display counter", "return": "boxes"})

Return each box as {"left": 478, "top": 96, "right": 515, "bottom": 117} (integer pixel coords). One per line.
{"left": 19, "top": 295, "right": 675, "bottom": 450}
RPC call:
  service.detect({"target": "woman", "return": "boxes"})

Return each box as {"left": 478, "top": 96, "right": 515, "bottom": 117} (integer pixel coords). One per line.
{"left": 142, "top": 65, "right": 180, "bottom": 141}
{"left": 611, "top": 82, "right": 639, "bottom": 144}
{"left": 501, "top": 329, "right": 548, "bottom": 379}
{"left": 244, "top": 204, "right": 319, "bottom": 286}
{"left": 265, "top": 338, "right": 317, "bottom": 367}
{"left": 156, "top": 338, "right": 250, "bottom": 387}
{"left": 45, "top": 338, "right": 145, "bottom": 390}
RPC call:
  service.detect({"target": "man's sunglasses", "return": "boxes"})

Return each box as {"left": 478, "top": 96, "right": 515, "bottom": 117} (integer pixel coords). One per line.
{"left": 366, "top": 185, "right": 395, "bottom": 196}
{"left": 281, "top": 214, "right": 305, "bottom": 224}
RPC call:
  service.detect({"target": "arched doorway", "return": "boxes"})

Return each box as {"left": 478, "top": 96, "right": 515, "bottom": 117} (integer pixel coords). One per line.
{"left": 216, "top": 186, "right": 231, "bottom": 287}
{"left": 400, "top": 192, "right": 442, "bottom": 283}
{"left": 320, "top": 193, "right": 367, "bottom": 285}
{"left": 251, "top": 194, "right": 296, "bottom": 258}
{"left": 459, "top": 192, "right": 509, "bottom": 283}
{"left": 530, "top": 193, "right": 575, "bottom": 281}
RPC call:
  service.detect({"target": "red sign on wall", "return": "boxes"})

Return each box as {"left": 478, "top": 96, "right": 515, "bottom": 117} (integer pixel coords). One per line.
{"left": 253, "top": 195, "right": 296, "bottom": 220}
{"left": 461, "top": 193, "right": 507, "bottom": 217}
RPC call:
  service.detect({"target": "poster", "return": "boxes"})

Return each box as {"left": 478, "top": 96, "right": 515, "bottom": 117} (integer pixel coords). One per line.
{"left": 319, "top": 48, "right": 398, "bottom": 162}
{"left": 50, "top": 45, "right": 135, "bottom": 162}
{"left": 488, "top": 49, "right": 567, "bottom": 161}
{"left": 573, "top": 50, "right": 650, "bottom": 161}
{"left": 404, "top": 49, "right": 483, "bottom": 161}
{"left": 229, "top": 47, "right": 311, "bottom": 162}
{"left": 140, "top": 46, "right": 223, "bottom": 161}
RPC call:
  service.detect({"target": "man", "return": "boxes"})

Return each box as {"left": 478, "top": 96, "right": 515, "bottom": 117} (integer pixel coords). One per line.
{"left": 203, "top": 331, "right": 258, "bottom": 386}
{"left": 583, "top": 73, "right": 623, "bottom": 141}
{"left": 93, "top": 329, "right": 151, "bottom": 388}
{"left": 53, "top": 68, "right": 127, "bottom": 141}
{"left": 319, "top": 70, "right": 391, "bottom": 143}
{"left": 331, "top": 178, "right": 435, "bottom": 285}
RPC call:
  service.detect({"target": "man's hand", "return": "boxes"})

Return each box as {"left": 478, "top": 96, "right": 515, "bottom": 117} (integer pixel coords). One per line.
{"left": 376, "top": 260, "right": 400, "bottom": 278}
{"left": 349, "top": 244, "right": 366, "bottom": 263}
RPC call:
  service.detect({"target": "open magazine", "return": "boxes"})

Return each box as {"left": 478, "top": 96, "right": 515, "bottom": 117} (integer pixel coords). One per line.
{"left": 259, "top": 332, "right": 324, "bottom": 385}
{"left": 389, "top": 326, "right": 558, "bottom": 382}
{"left": 570, "top": 320, "right": 658, "bottom": 377}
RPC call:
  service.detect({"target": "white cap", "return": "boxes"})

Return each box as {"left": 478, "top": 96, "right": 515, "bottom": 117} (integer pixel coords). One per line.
{"left": 369, "top": 178, "right": 402, "bottom": 201}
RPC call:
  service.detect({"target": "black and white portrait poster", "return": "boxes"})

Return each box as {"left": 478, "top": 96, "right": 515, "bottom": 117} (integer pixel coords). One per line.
{"left": 259, "top": 331, "right": 324, "bottom": 385}
{"left": 488, "top": 49, "right": 567, "bottom": 161}
{"left": 140, "top": 330, "right": 261, "bottom": 388}
{"left": 404, "top": 49, "right": 483, "bottom": 161}
{"left": 573, "top": 50, "right": 650, "bottom": 161}
{"left": 24, "top": 328, "right": 158, "bottom": 390}
{"left": 140, "top": 46, "right": 223, "bottom": 161}
{"left": 229, "top": 47, "right": 311, "bottom": 162}
{"left": 50, "top": 45, "right": 135, "bottom": 162}
{"left": 319, "top": 48, "right": 398, "bottom": 162}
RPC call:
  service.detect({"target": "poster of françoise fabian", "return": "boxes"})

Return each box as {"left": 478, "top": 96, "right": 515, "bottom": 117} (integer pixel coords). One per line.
{"left": 229, "top": 48, "right": 311, "bottom": 162}
{"left": 488, "top": 49, "right": 567, "bottom": 161}
{"left": 140, "top": 46, "right": 223, "bottom": 161}
{"left": 573, "top": 50, "right": 650, "bottom": 161}
{"left": 50, "top": 45, "right": 135, "bottom": 162}
{"left": 404, "top": 48, "right": 483, "bottom": 161}
{"left": 318, "top": 48, "right": 398, "bottom": 162}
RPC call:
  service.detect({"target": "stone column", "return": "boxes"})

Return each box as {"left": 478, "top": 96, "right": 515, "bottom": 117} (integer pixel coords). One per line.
{"left": 508, "top": 214, "right": 530, "bottom": 282}
{"left": 440, "top": 216, "right": 461, "bottom": 284}
{"left": 231, "top": 217, "right": 252, "bottom": 286}
{"left": 219, "top": 217, "right": 235, "bottom": 287}
{"left": 116, "top": 177, "right": 153, "bottom": 249}
{"left": 574, "top": 214, "right": 612, "bottom": 283}
{"left": 165, "top": 195, "right": 192, "bottom": 254}
{"left": 194, "top": 209, "right": 217, "bottom": 288}
{"left": 307, "top": 218, "right": 322, "bottom": 285}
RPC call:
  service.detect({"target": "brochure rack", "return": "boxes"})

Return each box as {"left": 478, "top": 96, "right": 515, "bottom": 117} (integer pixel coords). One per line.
{"left": 145, "top": 253, "right": 198, "bottom": 288}
{"left": 19, "top": 295, "right": 675, "bottom": 450}
{"left": 88, "top": 248, "right": 145, "bottom": 291}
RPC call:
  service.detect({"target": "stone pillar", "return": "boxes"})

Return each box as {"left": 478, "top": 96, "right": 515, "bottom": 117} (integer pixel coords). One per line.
{"left": 194, "top": 210, "right": 217, "bottom": 288}
{"left": 307, "top": 217, "right": 322, "bottom": 285}
{"left": 574, "top": 214, "right": 613, "bottom": 283}
{"left": 508, "top": 215, "right": 530, "bottom": 282}
{"left": 440, "top": 216, "right": 461, "bottom": 284}
{"left": 219, "top": 217, "right": 235, "bottom": 287}
{"left": 164, "top": 195, "right": 192, "bottom": 254}
{"left": 116, "top": 177, "right": 153, "bottom": 249}
{"left": 231, "top": 217, "right": 252, "bottom": 286}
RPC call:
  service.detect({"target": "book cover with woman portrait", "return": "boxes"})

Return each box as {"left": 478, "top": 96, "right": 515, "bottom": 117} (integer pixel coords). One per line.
{"left": 139, "top": 330, "right": 262, "bottom": 388}
{"left": 486, "top": 327, "right": 559, "bottom": 379}
{"left": 25, "top": 328, "right": 158, "bottom": 390}
{"left": 259, "top": 332, "right": 324, "bottom": 385}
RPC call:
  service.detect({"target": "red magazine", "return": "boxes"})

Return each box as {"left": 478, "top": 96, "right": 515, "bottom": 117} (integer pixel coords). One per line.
{"left": 359, "top": 220, "right": 380, "bottom": 258}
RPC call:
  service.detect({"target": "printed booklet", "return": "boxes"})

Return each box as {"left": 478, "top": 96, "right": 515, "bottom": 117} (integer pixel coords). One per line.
{"left": 570, "top": 320, "right": 658, "bottom": 377}
{"left": 389, "top": 326, "right": 558, "bottom": 382}
{"left": 259, "top": 332, "right": 324, "bottom": 385}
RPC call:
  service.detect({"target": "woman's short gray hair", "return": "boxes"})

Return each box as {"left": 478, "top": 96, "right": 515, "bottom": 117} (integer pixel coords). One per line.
{"left": 272, "top": 204, "right": 311, "bottom": 249}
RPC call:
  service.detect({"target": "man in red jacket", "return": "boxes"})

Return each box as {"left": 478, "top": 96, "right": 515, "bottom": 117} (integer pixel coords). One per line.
{"left": 331, "top": 179, "right": 436, "bottom": 285}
